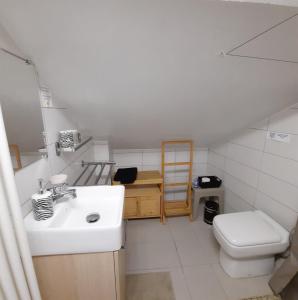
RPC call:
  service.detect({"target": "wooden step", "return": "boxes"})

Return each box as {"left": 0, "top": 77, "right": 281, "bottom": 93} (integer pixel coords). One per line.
{"left": 163, "top": 162, "right": 191, "bottom": 166}
{"left": 164, "top": 182, "right": 189, "bottom": 187}
{"left": 164, "top": 200, "right": 191, "bottom": 216}
{"left": 162, "top": 140, "right": 193, "bottom": 145}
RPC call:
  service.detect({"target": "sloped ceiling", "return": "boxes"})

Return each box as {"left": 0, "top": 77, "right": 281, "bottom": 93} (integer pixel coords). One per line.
{"left": 0, "top": 0, "right": 298, "bottom": 148}
{"left": 231, "top": 14, "right": 298, "bottom": 62}
{"left": 224, "top": 0, "right": 298, "bottom": 7}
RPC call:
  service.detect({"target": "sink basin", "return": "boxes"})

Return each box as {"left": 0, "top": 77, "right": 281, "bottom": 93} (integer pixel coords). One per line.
{"left": 24, "top": 185, "right": 125, "bottom": 256}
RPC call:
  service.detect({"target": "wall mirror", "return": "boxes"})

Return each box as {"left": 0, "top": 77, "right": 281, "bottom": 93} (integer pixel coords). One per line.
{"left": 0, "top": 49, "right": 46, "bottom": 171}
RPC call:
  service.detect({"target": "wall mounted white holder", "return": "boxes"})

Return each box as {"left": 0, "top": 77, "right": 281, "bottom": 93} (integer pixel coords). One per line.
{"left": 55, "top": 136, "right": 93, "bottom": 156}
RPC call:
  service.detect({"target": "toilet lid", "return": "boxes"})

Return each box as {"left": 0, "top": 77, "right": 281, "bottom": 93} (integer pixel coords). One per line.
{"left": 214, "top": 211, "right": 281, "bottom": 247}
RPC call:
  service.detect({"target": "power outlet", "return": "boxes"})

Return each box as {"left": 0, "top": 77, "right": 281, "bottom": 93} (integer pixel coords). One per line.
{"left": 267, "top": 131, "right": 291, "bottom": 143}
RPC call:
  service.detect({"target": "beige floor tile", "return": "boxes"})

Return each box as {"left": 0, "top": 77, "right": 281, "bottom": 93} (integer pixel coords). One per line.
{"left": 175, "top": 234, "right": 218, "bottom": 266}
{"left": 212, "top": 264, "right": 273, "bottom": 300}
{"left": 125, "top": 211, "right": 273, "bottom": 300}
{"left": 126, "top": 240, "right": 180, "bottom": 271}
{"left": 168, "top": 216, "right": 198, "bottom": 242}
{"left": 184, "top": 265, "right": 228, "bottom": 300}
{"left": 127, "top": 268, "right": 191, "bottom": 300}
{"left": 126, "top": 218, "right": 172, "bottom": 244}
{"left": 126, "top": 272, "right": 175, "bottom": 300}
{"left": 195, "top": 226, "right": 220, "bottom": 260}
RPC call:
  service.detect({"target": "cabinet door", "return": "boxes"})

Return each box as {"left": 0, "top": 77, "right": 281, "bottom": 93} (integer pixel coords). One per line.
{"left": 138, "top": 195, "right": 160, "bottom": 217}
{"left": 114, "top": 249, "right": 126, "bottom": 300}
{"left": 124, "top": 197, "right": 138, "bottom": 218}
{"left": 33, "top": 252, "right": 117, "bottom": 300}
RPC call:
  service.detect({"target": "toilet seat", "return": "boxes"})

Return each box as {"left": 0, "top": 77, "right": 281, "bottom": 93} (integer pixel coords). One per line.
{"left": 213, "top": 210, "right": 289, "bottom": 259}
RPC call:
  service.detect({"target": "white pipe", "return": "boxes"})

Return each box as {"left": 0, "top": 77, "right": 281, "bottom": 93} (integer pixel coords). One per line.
{"left": 0, "top": 282, "right": 8, "bottom": 300}
{"left": 0, "top": 105, "right": 41, "bottom": 300}
{"left": 0, "top": 162, "right": 30, "bottom": 299}
{"left": 0, "top": 231, "right": 19, "bottom": 300}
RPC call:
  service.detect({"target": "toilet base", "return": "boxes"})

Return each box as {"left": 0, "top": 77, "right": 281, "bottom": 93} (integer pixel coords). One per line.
{"left": 219, "top": 248, "right": 275, "bottom": 278}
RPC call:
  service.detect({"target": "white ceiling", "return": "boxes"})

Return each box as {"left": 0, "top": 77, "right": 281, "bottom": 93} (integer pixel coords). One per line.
{"left": 0, "top": 0, "right": 298, "bottom": 148}
{"left": 224, "top": 0, "right": 298, "bottom": 7}
{"left": 231, "top": 14, "right": 298, "bottom": 62}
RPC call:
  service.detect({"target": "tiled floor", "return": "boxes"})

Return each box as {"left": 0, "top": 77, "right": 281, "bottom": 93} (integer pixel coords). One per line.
{"left": 125, "top": 205, "right": 273, "bottom": 300}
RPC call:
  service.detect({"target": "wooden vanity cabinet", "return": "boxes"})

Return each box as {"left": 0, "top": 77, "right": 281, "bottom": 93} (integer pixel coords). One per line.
{"left": 33, "top": 249, "right": 125, "bottom": 300}
{"left": 113, "top": 171, "right": 164, "bottom": 222}
{"left": 124, "top": 186, "right": 161, "bottom": 218}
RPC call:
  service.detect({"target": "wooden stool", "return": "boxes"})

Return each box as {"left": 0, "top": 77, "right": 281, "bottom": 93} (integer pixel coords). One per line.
{"left": 192, "top": 187, "right": 224, "bottom": 220}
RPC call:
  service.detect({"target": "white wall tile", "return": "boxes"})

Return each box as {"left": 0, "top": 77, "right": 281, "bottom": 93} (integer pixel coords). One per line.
{"left": 258, "top": 173, "right": 298, "bottom": 213}
{"left": 206, "top": 164, "right": 225, "bottom": 179}
{"left": 142, "top": 164, "right": 161, "bottom": 171}
{"left": 174, "top": 191, "right": 187, "bottom": 201}
{"left": 193, "top": 163, "right": 207, "bottom": 177}
{"left": 230, "top": 129, "right": 266, "bottom": 151}
{"left": 269, "top": 108, "right": 298, "bottom": 135}
{"left": 224, "top": 203, "right": 236, "bottom": 214}
{"left": 210, "top": 144, "right": 228, "bottom": 156}
{"left": 227, "top": 143, "right": 263, "bottom": 170}
{"left": 194, "top": 149, "right": 208, "bottom": 164}
{"left": 113, "top": 152, "right": 142, "bottom": 167}
{"left": 142, "top": 151, "right": 161, "bottom": 166}
{"left": 164, "top": 151, "right": 175, "bottom": 163}
{"left": 224, "top": 173, "right": 257, "bottom": 206}
{"left": 175, "top": 151, "right": 190, "bottom": 162}
{"left": 225, "top": 159, "right": 259, "bottom": 188}
{"left": 111, "top": 148, "right": 207, "bottom": 205}
{"left": 224, "top": 189, "right": 254, "bottom": 213}
{"left": 255, "top": 192, "right": 297, "bottom": 231}
{"left": 264, "top": 134, "right": 298, "bottom": 162}
{"left": 164, "top": 191, "right": 175, "bottom": 201}
{"left": 208, "top": 151, "right": 225, "bottom": 170}
{"left": 262, "top": 153, "right": 298, "bottom": 187}
{"left": 207, "top": 104, "right": 298, "bottom": 233}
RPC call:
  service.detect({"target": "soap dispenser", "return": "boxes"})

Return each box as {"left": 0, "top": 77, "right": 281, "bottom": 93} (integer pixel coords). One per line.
{"left": 32, "top": 179, "right": 54, "bottom": 221}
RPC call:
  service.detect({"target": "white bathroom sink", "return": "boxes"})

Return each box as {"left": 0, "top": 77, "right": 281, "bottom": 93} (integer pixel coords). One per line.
{"left": 24, "top": 185, "right": 125, "bottom": 256}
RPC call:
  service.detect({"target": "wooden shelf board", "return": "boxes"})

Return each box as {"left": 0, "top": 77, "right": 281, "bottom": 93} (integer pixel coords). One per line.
{"left": 163, "top": 162, "right": 191, "bottom": 167}
{"left": 125, "top": 185, "right": 161, "bottom": 197}
{"left": 164, "top": 182, "right": 189, "bottom": 187}
{"left": 164, "top": 200, "right": 191, "bottom": 216}
{"left": 165, "top": 207, "right": 191, "bottom": 216}
{"left": 113, "top": 170, "right": 162, "bottom": 186}
{"left": 162, "top": 140, "right": 193, "bottom": 144}
{"left": 124, "top": 215, "right": 160, "bottom": 220}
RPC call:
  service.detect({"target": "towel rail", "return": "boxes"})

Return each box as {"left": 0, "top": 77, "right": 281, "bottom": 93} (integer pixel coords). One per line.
{"left": 72, "top": 160, "right": 116, "bottom": 186}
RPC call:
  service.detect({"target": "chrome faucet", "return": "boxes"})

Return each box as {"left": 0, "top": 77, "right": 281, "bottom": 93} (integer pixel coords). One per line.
{"left": 48, "top": 184, "right": 77, "bottom": 201}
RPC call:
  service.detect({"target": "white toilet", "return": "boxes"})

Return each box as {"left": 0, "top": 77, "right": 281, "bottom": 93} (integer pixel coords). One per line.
{"left": 213, "top": 210, "right": 289, "bottom": 278}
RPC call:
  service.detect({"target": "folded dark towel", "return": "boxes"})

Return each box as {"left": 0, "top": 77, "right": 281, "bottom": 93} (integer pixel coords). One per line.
{"left": 114, "top": 167, "right": 138, "bottom": 184}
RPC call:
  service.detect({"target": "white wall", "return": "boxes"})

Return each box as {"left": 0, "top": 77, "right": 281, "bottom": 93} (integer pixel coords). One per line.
{"left": 15, "top": 106, "right": 94, "bottom": 216}
{"left": 112, "top": 147, "right": 208, "bottom": 201}
{"left": 207, "top": 104, "right": 298, "bottom": 231}
{"left": 2, "top": 2, "right": 298, "bottom": 149}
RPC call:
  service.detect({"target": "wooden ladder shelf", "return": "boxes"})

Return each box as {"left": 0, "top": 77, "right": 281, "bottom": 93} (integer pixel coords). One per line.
{"left": 161, "top": 140, "right": 193, "bottom": 220}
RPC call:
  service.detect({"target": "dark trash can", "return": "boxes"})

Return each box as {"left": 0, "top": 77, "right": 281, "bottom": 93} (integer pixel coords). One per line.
{"left": 204, "top": 200, "right": 219, "bottom": 225}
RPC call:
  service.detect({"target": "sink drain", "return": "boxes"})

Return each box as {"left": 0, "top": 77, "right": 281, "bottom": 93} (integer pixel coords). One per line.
{"left": 86, "top": 213, "right": 100, "bottom": 223}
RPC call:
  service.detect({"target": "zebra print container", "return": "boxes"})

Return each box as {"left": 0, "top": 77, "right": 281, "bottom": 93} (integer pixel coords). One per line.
{"left": 32, "top": 191, "right": 54, "bottom": 221}
{"left": 58, "top": 130, "right": 81, "bottom": 148}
